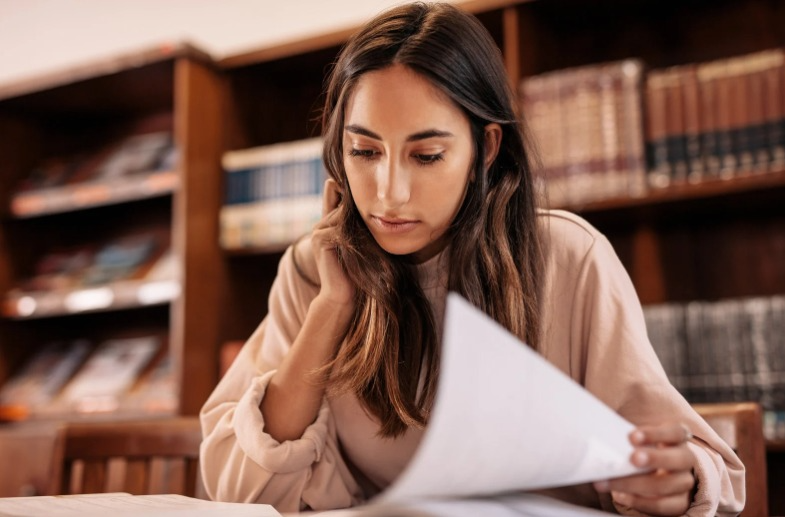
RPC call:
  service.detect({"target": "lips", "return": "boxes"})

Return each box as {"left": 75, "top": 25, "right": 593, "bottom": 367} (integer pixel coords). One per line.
{"left": 372, "top": 215, "right": 419, "bottom": 233}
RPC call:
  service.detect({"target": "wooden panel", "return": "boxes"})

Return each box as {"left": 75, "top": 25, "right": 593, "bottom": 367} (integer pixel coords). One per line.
{"left": 123, "top": 460, "right": 147, "bottom": 494}
{"left": 514, "top": 0, "right": 785, "bottom": 76}
{"left": 694, "top": 403, "right": 768, "bottom": 517}
{"left": 59, "top": 418, "right": 202, "bottom": 496}
{"left": 81, "top": 460, "right": 107, "bottom": 494}
{"left": 0, "top": 422, "right": 62, "bottom": 497}
{"left": 172, "top": 58, "right": 226, "bottom": 415}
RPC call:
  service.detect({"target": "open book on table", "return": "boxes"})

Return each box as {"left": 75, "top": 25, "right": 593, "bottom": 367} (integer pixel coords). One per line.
{"left": 306, "top": 293, "right": 647, "bottom": 516}
{"left": 0, "top": 494, "right": 281, "bottom": 517}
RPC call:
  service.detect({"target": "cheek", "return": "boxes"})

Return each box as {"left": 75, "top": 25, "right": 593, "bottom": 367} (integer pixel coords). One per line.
{"left": 344, "top": 163, "right": 374, "bottom": 208}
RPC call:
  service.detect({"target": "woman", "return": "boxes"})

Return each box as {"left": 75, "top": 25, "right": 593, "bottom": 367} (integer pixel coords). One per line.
{"left": 200, "top": 3, "right": 744, "bottom": 515}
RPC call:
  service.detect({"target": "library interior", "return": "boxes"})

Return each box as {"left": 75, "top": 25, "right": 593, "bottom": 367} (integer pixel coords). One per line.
{"left": 0, "top": 0, "right": 783, "bottom": 515}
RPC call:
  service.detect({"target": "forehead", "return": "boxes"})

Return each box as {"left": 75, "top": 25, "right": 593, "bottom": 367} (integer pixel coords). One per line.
{"left": 344, "top": 64, "right": 469, "bottom": 134}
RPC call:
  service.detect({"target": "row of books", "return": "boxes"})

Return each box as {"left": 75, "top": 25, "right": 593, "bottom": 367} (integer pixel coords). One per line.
{"left": 11, "top": 130, "right": 177, "bottom": 217}
{"left": 0, "top": 336, "right": 176, "bottom": 420}
{"left": 519, "top": 48, "right": 785, "bottom": 207}
{"left": 521, "top": 59, "right": 647, "bottom": 207}
{"left": 644, "top": 294, "right": 785, "bottom": 440}
{"left": 2, "top": 229, "right": 179, "bottom": 318}
{"left": 221, "top": 137, "right": 326, "bottom": 250}
{"left": 646, "top": 49, "right": 785, "bottom": 187}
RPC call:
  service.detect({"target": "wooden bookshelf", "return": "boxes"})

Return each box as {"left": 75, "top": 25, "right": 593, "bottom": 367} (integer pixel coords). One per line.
{"left": 213, "top": 0, "right": 785, "bottom": 511}
{"left": 0, "top": 42, "right": 224, "bottom": 425}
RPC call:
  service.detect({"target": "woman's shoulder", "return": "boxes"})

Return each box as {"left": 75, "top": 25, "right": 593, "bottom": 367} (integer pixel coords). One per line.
{"left": 536, "top": 208, "right": 603, "bottom": 258}
{"left": 289, "top": 234, "right": 320, "bottom": 289}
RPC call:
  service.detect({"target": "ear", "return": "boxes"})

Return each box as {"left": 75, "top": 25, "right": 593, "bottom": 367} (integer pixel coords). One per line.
{"left": 483, "top": 123, "right": 502, "bottom": 171}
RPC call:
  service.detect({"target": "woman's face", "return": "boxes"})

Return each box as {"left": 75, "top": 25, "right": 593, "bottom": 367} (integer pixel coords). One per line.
{"left": 342, "top": 64, "right": 475, "bottom": 263}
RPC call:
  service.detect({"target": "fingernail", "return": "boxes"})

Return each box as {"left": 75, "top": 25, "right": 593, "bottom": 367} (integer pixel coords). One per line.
{"left": 632, "top": 450, "right": 649, "bottom": 466}
{"left": 594, "top": 480, "right": 610, "bottom": 492}
{"left": 613, "top": 491, "right": 633, "bottom": 506}
{"left": 630, "top": 430, "right": 645, "bottom": 444}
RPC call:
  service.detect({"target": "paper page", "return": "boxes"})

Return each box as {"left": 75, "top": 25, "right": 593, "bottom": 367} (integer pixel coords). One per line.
{"left": 378, "top": 293, "right": 646, "bottom": 503}
{"left": 302, "top": 493, "right": 614, "bottom": 517}
{"left": 0, "top": 493, "right": 280, "bottom": 517}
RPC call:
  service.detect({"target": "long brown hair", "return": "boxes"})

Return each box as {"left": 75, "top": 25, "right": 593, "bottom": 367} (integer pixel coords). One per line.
{"left": 319, "top": 2, "right": 544, "bottom": 437}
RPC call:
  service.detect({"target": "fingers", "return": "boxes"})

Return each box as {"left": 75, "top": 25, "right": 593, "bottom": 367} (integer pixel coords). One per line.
{"left": 629, "top": 444, "right": 694, "bottom": 472}
{"left": 322, "top": 178, "right": 341, "bottom": 217}
{"left": 610, "top": 489, "right": 692, "bottom": 516}
{"left": 596, "top": 469, "right": 695, "bottom": 499}
{"left": 593, "top": 422, "right": 696, "bottom": 516}
{"left": 630, "top": 423, "right": 693, "bottom": 447}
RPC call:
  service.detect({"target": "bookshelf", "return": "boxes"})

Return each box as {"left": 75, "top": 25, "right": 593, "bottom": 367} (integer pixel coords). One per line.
{"left": 214, "top": 0, "right": 785, "bottom": 511}
{"left": 0, "top": 42, "right": 225, "bottom": 426}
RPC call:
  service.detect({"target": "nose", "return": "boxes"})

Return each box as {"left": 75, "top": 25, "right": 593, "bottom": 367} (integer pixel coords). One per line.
{"left": 377, "top": 157, "right": 410, "bottom": 209}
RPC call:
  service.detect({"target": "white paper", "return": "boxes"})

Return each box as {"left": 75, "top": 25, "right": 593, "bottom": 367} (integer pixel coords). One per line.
{"left": 378, "top": 293, "right": 646, "bottom": 503}
{"left": 0, "top": 493, "right": 280, "bottom": 517}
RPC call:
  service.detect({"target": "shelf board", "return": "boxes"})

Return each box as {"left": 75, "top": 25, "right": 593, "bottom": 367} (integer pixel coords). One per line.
{"left": 561, "top": 168, "right": 785, "bottom": 215}
{"left": 0, "top": 43, "right": 211, "bottom": 103}
{"left": 2, "top": 278, "right": 180, "bottom": 320}
{"left": 218, "top": 0, "right": 532, "bottom": 69}
{"left": 223, "top": 241, "right": 292, "bottom": 256}
{"left": 768, "top": 439, "right": 785, "bottom": 453}
{"left": 9, "top": 170, "right": 178, "bottom": 218}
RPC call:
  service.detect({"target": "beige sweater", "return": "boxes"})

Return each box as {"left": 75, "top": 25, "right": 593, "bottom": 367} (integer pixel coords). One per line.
{"left": 200, "top": 210, "right": 745, "bottom": 515}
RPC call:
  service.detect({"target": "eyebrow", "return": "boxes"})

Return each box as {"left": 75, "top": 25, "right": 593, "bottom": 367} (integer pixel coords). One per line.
{"left": 344, "top": 124, "right": 454, "bottom": 142}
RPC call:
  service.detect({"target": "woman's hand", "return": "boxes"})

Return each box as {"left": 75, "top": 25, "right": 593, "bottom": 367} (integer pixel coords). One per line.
{"left": 311, "top": 178, "right": 354, "bottom": 307}
{"left": 594, "top": 423, "right": 696, "bottom": 516}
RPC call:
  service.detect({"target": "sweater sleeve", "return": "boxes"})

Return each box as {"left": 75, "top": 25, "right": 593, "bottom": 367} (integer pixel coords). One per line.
{"left": 570, "top": 232, "right": 745, "bottom": 516}
{"left": 199, "top": 245, "right": 363, "bottom": 513}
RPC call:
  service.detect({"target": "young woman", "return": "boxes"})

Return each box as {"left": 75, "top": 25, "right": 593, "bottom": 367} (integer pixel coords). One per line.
{"left": 200, "top": 3, "right": 744, "bottom": 515}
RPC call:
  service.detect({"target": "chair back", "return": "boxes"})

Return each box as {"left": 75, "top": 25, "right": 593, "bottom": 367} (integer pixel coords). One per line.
{"left": 54, "top": 417, "right": 203, "bottom": 497}
{"left": 693, "top": 402, "right": 767, "bottom": 517}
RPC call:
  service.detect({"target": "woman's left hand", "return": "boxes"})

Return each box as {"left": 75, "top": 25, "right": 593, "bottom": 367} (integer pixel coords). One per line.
{"left": 594, "top": 423, "right": 696, "bottom": 516}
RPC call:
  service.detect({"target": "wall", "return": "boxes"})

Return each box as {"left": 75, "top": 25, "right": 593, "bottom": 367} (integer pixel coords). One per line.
{"left": 0, "top": 0, "right": 462, "bottom": 87}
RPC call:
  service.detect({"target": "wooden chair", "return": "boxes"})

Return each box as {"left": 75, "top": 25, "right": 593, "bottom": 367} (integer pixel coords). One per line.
{"left": 693, "top": 402, "right": 768, "bottom": 517}
{"left": 52, "top": 417, "right": 203, "bottom": 497}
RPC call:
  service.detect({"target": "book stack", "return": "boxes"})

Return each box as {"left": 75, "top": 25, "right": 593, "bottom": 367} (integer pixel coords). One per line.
{"left": 646, "top": 49, "right": 785, "bottom": 188}
{"left": 2, "top": 229, "right": 179, "bottom": 319}
{"left": 0, "top": 335, "right": 166, "bottom": 420}
{"left": 221, "top": 137, "right": 326, "bottom": 250}
{"left": 11, "top": 131, "right": 177, "bottom": 217}
{"left": 520, "top": 59, "right": 647, "bottom": 208}
{"left": 644, "top": 295, "right": 785, "bottom": 441}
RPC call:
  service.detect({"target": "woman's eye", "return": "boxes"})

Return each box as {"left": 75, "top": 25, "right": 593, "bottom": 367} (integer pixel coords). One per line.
{"left": 348, "top": 148, "right": 377, "bottom": 160}
{"left": 415, "top": 153, "right": 444, "bottom": 165}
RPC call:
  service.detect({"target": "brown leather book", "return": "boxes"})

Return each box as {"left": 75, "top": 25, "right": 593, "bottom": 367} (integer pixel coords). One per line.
{"left": 762, "top": 49, "right": 785, "bottom": 168}
{"left": 714, "top": 59, "right": 738, "bottom": 178}
{"left": 645, "top": 70, "right": 671, "bottom": 188}
{"left": 681, "top": 65, "right": 704, "bottom": 183}
{"left": 663, "top": 68, "right": 689, "bottom": 184}
{"left": 696, "top": 61, "right": 723, "bottom": 178}
{"left": 618, "top": 60, "right": 647, "bottom": 198}
{"left": 728, "top": 56, "right": 754, "bottom": 174}
{"left": 744, "top": 53, "right": 773, "bottom": 172}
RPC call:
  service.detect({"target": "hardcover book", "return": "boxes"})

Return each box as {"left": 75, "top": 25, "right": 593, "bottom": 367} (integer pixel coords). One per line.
{"left": 60, "top": 336, "right": 160, "bottom": 413}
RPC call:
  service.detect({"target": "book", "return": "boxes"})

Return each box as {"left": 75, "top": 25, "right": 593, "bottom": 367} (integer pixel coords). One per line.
{"left": 59, "top": 336, "right": 160, "bottom": 413}
{"left": 93, "top": 131, "right": 173, "bottom": 179}
{"left": 0, "top": 493, "right": 280, "bottom": 517}
{"left": 0, "top": 340, "right": 90, "bottom": 413}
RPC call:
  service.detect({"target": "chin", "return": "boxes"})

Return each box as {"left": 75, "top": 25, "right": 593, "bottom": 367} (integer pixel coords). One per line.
{"left": 372, "top": 236, "right": 423, "bottom": 257}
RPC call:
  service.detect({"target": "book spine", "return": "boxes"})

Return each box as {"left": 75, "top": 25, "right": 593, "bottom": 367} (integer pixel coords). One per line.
{"left": 681, "top": 65, "right": 704, "bottom": 183}
{"left": 763, "top": 50, "right": 785, "bottom": 168}
{"left": 715, "top": 59, "right": 738, "bottom": 178}
{"left": 697, "top": 62, "right": 722, "bottom": 178}
{"left": 663, "top": 68, "right": 689, "bottom": 185}
{"left": 645, "top": 71, "right": 671, "bottom": 188}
